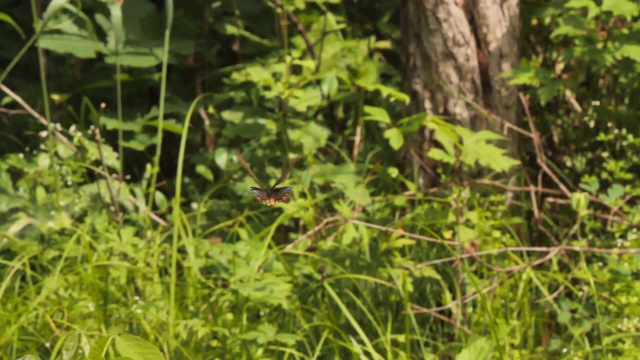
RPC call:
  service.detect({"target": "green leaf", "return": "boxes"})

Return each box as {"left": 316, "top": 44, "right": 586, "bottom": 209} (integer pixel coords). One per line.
{"left": 617, "top": 44, "right": 640, "bottom": 62}
{"left": 414, "top": 266, "right": 442, "bottom": 280}
{"left": 599, "top": 183, "right": 625, "bottom": 203}
{"left": 122, "top": 133, "right": 155, "bottom": 151}
{"left": 145, "top": 119, "right": 183, "bottom": 134}
{"left": 88, "top": 336, "right": 112, "bottom": 360}
{"left": 61, "top": 331, "right": 90, "bottom": 360}
{"left": 557, "top": 311, "right": 571, "bottom": 324}
{"left": 383, "top": 127, "right": 404, "bottom": 150}
{"left": 565, "top": 0, "right": 601, "bottom": 18}
{"left": 602, "top": 0, "right": 639, "bottom": 20}
{"left": 362, "top": 105, "right": 391, "bottom": 124}
{"left": 104, "top": 47, "right": 164, "bottom": 67}
{"left": 101, "top": 117, "right": 143, "bottom": 131}
{"left": 456, "top": 337, "right": 493, "bottom": 360}
{"left": 426, "top": 118, "right": 458, "bottom": 156}
{"left": 287, "top": 122, "right": 330, "bottom": 155}
{"left": 223, "top": 22, "right": 273, "bottom": 46}
{"left": 427, "top": 148, "right": 456, "bottom": 164}
{"left": 230, "top": 272, "right": 292, "bottom": 308}
{"left": 579, "top": 178, "right": 600, "bottom": 193}
{"left": 357, "top": 83, "right": 411, "bottom": 104}
{"left": 195, "top": 164, "right": 214, "bottom": 182}
{"left": 114, "top": 334, "right": 164, "bottom": 360}
{"left": 343, "top": 183, "right": 372, "bottom": 205}
{"left": 37, "top": 34, "right": 105, "bottom": 59}
{"left": 388, "top": 237, "right": 416, "bottom": 249}
{"left": 570, "top": 192, "right": 589, "bottom": 217}
{"left": 457, "top": 225, "right": 476, "bottom": 243}
{"left": 154, "top": 190, "right": 168, "bottom": 211}
{"left": 0, "top": 12, "right": 25, "bottom": 38}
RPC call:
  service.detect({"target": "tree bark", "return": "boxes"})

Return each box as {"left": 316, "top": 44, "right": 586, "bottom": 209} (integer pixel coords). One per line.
{"left": 401, "top": 0, "right": 520, "bottom": 189}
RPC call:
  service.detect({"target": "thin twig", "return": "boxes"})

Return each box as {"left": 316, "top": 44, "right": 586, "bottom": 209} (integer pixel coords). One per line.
{"left": 0, "top": 82, "right": 77, "bottom": 152}
{"left": 407, "top": 305, "right": 477, "bottom": 336}
{"left": 415, "top": 245, "right": 640, "bottom": 269}
{"left": 519, "top": 92, "right": 572, "bottom": 197}
{"left": 411, "top": 273, "right": 513, "bottom": 313}
{"left": 269, "top": 0, "right": 317, "bottom": 60}
{"left": 94, "top": 126, "right": 123, "bottom": 226}
{"left": 474, "top": 247, "right": 560, "bottom": 273}
{"left": 0, "top": 108, "right": 28, "bottom": 115}
{"left": 348, "top": 219, "right": 461, "bottom": 246}
{"left": 284, "top": 216, "right": 341, "bottom": 251}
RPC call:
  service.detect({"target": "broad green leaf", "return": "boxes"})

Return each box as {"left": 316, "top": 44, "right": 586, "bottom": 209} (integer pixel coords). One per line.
{"left": 154, "top": 190, "right": 168, "bottom": 211}
{"left": 104, "top": 47, "right": 163, "bottom": 67}
{"left": 579, "top": 179, "right": 600, "bottom": 193}
{"left": 357, "top": 83, "right": 411, "bottom": 104}
{"left": 114, "top": 334, "right": 164, "bottom": 360}
{"left": 599, "top": 183, "right": 625, "bottom": 203}
{"left": 38, "top": 34, "right": 104, "bottom": 58}
{"left": 397, "top": 113, "right": 427, "bottom": 133}
{"left": 383, "top": 127, "right": 404, "bottom": 150}
{"left": 388, "top": 237, "right": 416, "bottom": 249}
{"left": 427, "top": 148, "right": 456, "bottom": 164}
{"left": 343, "top": 183, "right": 372, "bottom": 205}
{"left": 427, "top": 118, "right": 458, "bottom": 156}
{"left": 122, "top": 133, "right": 155, "bottom": 151}
{"left": 565, "top": 0, "right": 601, "bottom": 18}
{"left": 457, "top": 225, "right": 475, "bottom": 243}
{"left": 288, "top": 122, "right": 330, "bottom": 155}
{"left": 289, "top": 87, "right": 323, "bottom": 112}
{"left": 467, "top": 142, "right": 519, "bottom": 172}
{"left": 101, "top": 117, "right": 143, "bottom": 131}
{"left": 414, "top": 266, "right": 442, "bottom": 280}
{"left": 570, "top": 192, "right": 589, "bottom": 216}
{"left": 617, "top": 44, "right": 640, "bottom": 62}
{"left": 602, "top": 0, "right": 639, "bottom": 20}
{"left": 275, "top": 333, "right": 302, "bottom": 346}
{"left": 88, "top": 336, "right": 112, "bottom": 360}
{"left": 230, "top": 273, "right": 292, "bottom": 308}
{"left": 196, "top": 164, "right": 214, "bottom": 182}
{"left": 61, "top": 331, "right": 90, "bottom": 360}
{"left": 456, "top": 337, "right": 493, "bottom": 360}
{"left": 362, "top": 105, "right": 391, "bottom": 124}
{"left": 557, "top": 311, "right": 571, "bottom": 324}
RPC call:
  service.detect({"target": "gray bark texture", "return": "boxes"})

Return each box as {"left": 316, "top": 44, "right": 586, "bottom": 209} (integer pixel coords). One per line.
{"left": 401, "top": 0, "right": 520, "bottom": 189}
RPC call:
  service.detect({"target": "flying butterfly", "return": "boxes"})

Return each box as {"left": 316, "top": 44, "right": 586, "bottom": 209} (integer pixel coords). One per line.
{"left": 236, "top": 153, "right": 298, "bottom": 206}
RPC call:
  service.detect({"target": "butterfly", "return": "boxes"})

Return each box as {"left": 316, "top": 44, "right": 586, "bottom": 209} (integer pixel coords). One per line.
{"left": 237, "top": 152, "right": 298, "bottom": 206}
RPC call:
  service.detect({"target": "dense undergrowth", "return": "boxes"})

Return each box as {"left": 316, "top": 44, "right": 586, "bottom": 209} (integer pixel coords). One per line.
{"left": 1, "top": 0, "right": 639, "bottom": 359}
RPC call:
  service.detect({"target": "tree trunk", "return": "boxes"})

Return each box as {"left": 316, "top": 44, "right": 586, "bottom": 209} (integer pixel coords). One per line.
{"left": 401, "top": 0, "right": 520, "bottom": 189}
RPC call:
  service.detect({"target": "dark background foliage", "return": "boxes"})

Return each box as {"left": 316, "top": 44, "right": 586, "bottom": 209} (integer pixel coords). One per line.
{"left": 1, "top": 0, "right": 639, "bottom": 359}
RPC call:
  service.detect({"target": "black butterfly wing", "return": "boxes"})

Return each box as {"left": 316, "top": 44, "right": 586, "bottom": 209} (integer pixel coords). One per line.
{"left": 240, "top": 153, "right": 297, "bottom": 205}
{"left": 249, "top": 186, "right": 292, "bottom": 206}
{"left": 249, "top": 187, "right": 270, "bottom": 204}
{"left": 269, "top": 186, "right": 293, "bottom": 204}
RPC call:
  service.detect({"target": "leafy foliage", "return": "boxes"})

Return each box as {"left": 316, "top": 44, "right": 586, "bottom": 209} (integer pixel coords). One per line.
{"left": 0, "top": 0, "right": 639, "bottom": 359}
